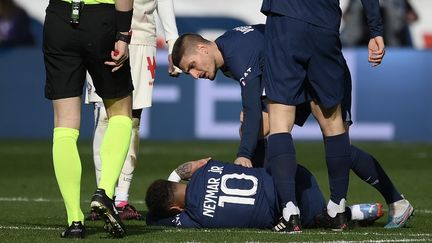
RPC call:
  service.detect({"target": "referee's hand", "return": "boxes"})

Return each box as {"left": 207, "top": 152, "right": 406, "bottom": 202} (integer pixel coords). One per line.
{"left": 104, "top": 40, "right": 129, "bottom": 72}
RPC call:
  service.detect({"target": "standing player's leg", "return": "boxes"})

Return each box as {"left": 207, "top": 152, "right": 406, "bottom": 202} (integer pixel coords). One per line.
{"left": 85, "top": 8, "right": 134, "bottom": 236}
{"left": 113, "top": 44, "right": 156, "bottom": 219}
{"left": 84, "top": 101, "right": 107, "bottom": 221}
{"left": 307, "top": 23, "right": 352, "bottom": 230}
{"left": 84, "top": 74, "right": 105, "bottom": 192}
{"left": 114, "top": 109, "right": 141, "bottom": 219}
{"left": 90, "top": 95, "right": 132, "bottom": 238}
{"left": 310, "top": 102, "right": 351, "bottom": 231}
{"left": 92, "top": 102, "right": 107, "bottom": 185}
{"left": 87, "top": 101, "right": 141, "bottom": 220}
{"left": 340, "top": 67, "right": 414, "bottom": 229}
{"left": 263, "top": 15, "right": 310, "bottom": 233}
{"left": 87, "top": 101, "right": 142, "bottom": 220}
{"left": 43, "top": 1, "right": 87, "bottom": 236}
{"left": 52, "top": 97, "right": 86, "bottom": 238}
{"left": 267, "top": 102, "right": 301, "bottom": 232}
{"left": 97, "top": 96, "right": 132, "bottom": 196}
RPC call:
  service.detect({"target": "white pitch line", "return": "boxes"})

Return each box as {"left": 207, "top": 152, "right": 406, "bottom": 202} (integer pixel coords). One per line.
{"left": 1, "top": 225, "right": 431, "bottom": 238}
{"left": 0, "top": 197, "right": 64, "bottom": 202}
{"left": 314, "top": 231, "right": 432, "bottom": 237}
{"left": 166, "top": 229, "right": 432, "bottom": 238}
{"left": 0, "top": 225, "right": 62, "bottom": 231}
{"left": 416, "top": 209, "right": 432, "bottom": 214}
{"left": 0, "top": 197, "right": 146, "bottom": 204}
{"left": 313, "top": 240, "right": 429, "bottom": 243}
{"left": 1, "top": 225, "right": 430, "bottom": 242}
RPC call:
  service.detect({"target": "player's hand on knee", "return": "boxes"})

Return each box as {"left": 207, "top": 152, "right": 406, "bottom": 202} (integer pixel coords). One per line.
{"left": 234, "top": 157, "right": 252, "bottom": 168}
{"left": 104, "top": 40, "right": 129, "bottom": 72}
{"left": 368, "top": 36, "right": 385, "bottom": 67}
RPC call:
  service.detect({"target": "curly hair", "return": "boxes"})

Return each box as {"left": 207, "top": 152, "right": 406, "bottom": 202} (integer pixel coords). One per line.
{"left": 145, "top": 179, "right": 177, "bottom": 218}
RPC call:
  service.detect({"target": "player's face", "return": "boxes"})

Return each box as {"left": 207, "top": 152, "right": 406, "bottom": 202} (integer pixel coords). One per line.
{"left": 179, "top": 46, "right": 218, "bottom": 80}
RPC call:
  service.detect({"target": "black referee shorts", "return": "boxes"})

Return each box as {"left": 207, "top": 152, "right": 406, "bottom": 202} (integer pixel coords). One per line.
{"left": 43, "top": 0, "right": 133, "bottom": 100}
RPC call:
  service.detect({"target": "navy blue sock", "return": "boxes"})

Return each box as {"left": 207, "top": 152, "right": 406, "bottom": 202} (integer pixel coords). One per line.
{"left": 251, "top": 139, "right": 266, "bottom": 168}
{"left": 266, "top": 133, "right": 298, "bottom": 207}
{"left": 324, "top": 132, "right": 351, "bottom": 204}
{"left": 350, "top": 145, "right": 403, "bottom": 204}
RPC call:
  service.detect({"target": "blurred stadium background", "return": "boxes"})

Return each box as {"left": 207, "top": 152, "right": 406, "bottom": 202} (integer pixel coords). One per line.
{"left": 1, "top": 0, "right": 431, "bottom": 141}
{"left": 0, "top": 0, "right": 431, "bottom": 242}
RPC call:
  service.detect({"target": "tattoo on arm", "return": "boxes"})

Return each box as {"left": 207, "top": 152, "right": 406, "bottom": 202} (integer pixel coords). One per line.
{"left": 175, "top": 162, "right": 193, "bottom": 180}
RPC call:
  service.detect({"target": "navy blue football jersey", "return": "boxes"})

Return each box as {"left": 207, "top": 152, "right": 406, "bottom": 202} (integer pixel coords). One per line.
{"left": 146, "top": 161, "right": 327, "bottom": 228}
{"left": 215, "top": 25, "right": 266, "bottom": 159}
{"left": 213, "top": 25, "right": 312, "bottom": 159}
{"left": 261, "top": 0, "right": 383, "bottom": 38}
{"left": 154, "top": 160, "right": 279, "bottom": 228}
{"left": 215, "top": 24, "right": 265, "bottom": 86}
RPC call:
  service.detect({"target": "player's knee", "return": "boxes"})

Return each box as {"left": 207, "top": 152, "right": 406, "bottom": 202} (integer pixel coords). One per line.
{"left": 104, "top": 95, "right": 133, "bottom": 118}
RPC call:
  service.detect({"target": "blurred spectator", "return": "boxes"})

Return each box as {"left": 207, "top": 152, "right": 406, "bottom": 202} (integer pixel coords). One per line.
{"left": 341, "top": 0, "right": 418, "bottom": 47}
{"left": 0, "top": 0, "right": 34, "bottom": 47}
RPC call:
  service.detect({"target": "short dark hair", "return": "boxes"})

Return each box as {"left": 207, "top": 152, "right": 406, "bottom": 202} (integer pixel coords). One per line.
{"left": 145, "top": 179, "right": 177, "bottom": 218}
{"left": 172, "top": 33, "right": 211, "bottom": 69}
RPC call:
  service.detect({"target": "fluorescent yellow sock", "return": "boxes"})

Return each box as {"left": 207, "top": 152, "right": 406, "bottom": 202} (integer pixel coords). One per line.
{"left": 99, "top": 115, "right": 132, "bottom": 199}
{"left": 53, "top": 127, "right": 84, "bottom": 225}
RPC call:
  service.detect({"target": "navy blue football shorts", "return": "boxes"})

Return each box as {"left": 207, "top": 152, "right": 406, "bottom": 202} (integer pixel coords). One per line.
{"left": 263, "top": 14, "right": 349, "bottom": 109}
{"left": 263, "top": 96, "right": 352, "bottom": 127}
{"left": 43, "top": 0, "right": 133, "bottom": 100}
{"left": 296, "top": 67, "right": 353, "bottom": 126}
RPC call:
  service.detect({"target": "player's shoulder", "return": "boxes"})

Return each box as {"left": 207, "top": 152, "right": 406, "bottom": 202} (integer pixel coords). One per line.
{"left": 222, "top": 24, "right": 265, "bottom": 38}
{"left": 215, "top": 24, "right": 265, "bottom": 57}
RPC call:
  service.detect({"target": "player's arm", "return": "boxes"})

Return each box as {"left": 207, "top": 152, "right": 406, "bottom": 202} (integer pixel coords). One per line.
{"left": 168, "top": 158, "right": 211, "bottom": 182}
{"left": 156, "top": 0, "right": 182, "bottom": 76}
{"left": 105, "top": 0, "right": 134, "bottom": 72}
{"left": 360, "top": 0, "right": 385, "bottom": 66}
{"left": 234, "top": 76, "right": 263, "bottom": 168}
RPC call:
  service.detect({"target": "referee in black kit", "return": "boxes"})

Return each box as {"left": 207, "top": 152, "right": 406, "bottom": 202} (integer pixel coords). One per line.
{"left": 43, "top": 0, "right": 134, "bottom": 238}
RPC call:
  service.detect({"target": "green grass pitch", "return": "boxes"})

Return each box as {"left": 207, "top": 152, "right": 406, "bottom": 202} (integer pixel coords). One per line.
{"left": 0, "top": 140, "right": 431, "bottom": 242}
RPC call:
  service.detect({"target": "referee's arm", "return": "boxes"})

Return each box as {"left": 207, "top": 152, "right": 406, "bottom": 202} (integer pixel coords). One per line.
{"left": 115, "top": 0, "right": 133, "bottom": 12}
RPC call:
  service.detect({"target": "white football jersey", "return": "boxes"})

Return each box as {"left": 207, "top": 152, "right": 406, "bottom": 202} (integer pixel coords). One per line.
{"left": 131, "top": 0, "right": 179, "bottom": 52}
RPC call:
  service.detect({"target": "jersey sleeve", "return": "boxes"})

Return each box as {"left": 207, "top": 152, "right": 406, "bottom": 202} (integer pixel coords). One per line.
{"left": 237, "top": 75, "right": 264, "bottom": 159}
{"left": 360, "top": 0, "right": 384, "bottom": 38}
{"left": 156, "top": 0, "right": 179, "bottom": 53}
{"left": 215, "top": 25, "right": 266, "bottom": 159}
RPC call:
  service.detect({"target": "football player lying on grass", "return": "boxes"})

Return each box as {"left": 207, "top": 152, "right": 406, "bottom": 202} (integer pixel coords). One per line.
{"left": 145, "top": 158, "right": 383, "bottom": 230}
